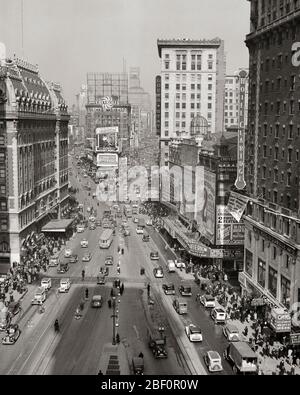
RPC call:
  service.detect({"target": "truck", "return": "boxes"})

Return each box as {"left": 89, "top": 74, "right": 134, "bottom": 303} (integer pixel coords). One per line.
{"left": 147, "top": 326, "right": 168, "bottom": 359}
{"left": 223, "top": 341, "right": 258, "bottom": 375}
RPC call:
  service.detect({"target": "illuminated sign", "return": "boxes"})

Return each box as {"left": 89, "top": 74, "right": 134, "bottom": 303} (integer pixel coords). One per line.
{"left": 235, "top": 128, "right": 246, "bottom": 190}
{"left": 216, "top": 205, "right": 245, "bottom": 246}
{"left": 95, "top": 126, "right": 119, "bottom": 152}
{"left": 97, "top": 153, "right": 118, "bottom": 167}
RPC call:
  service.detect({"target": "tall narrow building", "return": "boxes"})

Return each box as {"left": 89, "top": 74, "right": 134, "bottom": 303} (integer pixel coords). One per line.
{"left": 157, "top": 38, "right": 226, "bottom": 167}
{"left": 240, "top": 0, "right": 300, "bottom": 310}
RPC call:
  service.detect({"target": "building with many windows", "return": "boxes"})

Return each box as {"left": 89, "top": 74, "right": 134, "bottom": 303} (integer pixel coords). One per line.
{"left": 224, "top": 69, "right": 249, "bottom": 132}
{"left": 156, "top": 38, "right": 226, "bottom": 166}
{"left": 239, "top": 0, "right": 300, "bottom": 310}
{"left": 0, "top": 56, "right": 69, "bottom": 270}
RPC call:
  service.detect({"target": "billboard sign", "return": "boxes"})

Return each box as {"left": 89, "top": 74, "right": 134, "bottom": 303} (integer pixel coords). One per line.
{"left": 227, "top": 191, "right": 249, "bottom": 222}
{"left": 235, "top": 128, "right": 246, "bottom": 190}
{"left": 96, "top": 153, "right": 118, "bottom": 167}
{"left": 195, "top": 169, "right": 216, "bottom": 244}
{"left": 95, "top": 126, "right": 118, "bottom": 152}
{"left": 216, "top": 205, "right": 245, "bottom": 245}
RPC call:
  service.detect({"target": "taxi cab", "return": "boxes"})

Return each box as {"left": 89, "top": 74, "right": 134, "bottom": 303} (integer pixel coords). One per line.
{"left": 204, "top": 351, "right": 223, "bottom": 373}
{"left": 223, "top": 324, "right": 240, "bottom": 342}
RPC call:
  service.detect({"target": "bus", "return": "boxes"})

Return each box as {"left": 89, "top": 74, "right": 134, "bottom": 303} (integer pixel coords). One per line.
{"left": 99, "top": 229, "right": 114, "bottom": 249}
{"left": 132, "top": 204, "right": 138, "bottom": 215}
{"left": 124, "top": 205, "right": 132, "bottom": 218}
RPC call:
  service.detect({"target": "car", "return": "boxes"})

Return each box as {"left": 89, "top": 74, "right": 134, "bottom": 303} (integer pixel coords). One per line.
{"left": 91, "top": 295, "right": 103, "bottom": 308}
{"left": 223, "top": 324, "right": 240, "bottom": 342}
{"left": 142, "top": 234, "right": 150, "bottom": 242}
{"left": 57, "top": 263, "right": 69, "bottom": 274}
{"left": 41, "top": 278, "right": 52, "bottom": 291}
{"left": 153, "top": 267, "right": 164, "bottom": 278}
{"left": 133, "top": 217, "right": 139, "bottom": 223}
{"left": 96, "top": 220, "right": 102, "bottom": 227}
{"left": 185, "top": 324, "right": 203, "bottom": 342}
{"left": 2, "top": 324, "right": 21, "bottom": 345}
{"left": 179, "top": 285, "right": 192, "bottom": 297}
{"left": 150, "top": 251, "right": 159, "bottom": 260}
{"left": 82, "top": 252, "right": 92, "bottom": 262}
{"left": 48, "top": 254, "right": 60, "bottom": 267}
{"left": 81, "top": 239, "right": 89, "bottom": 248}
{"left": 59, "top": 278, "right": 71, "bottom": 293}
{"left": 64, "top": 248, "right": 72, "bottom": 258}
{"left": 162, "top": 283, "right": 175, "bottom": 295}
{"left": 204, "top": 351, "right": 223, "bottom": 373}
{"left": 92, "top": 192, "right": 97, "bottom": 198}
{"left": 31, "top": 287, "right": 46, "bottom": 305}
{"left": 199, "top": 294, "right": 216, "bottom": 308}
{"left": 7, "top": 301, "right": 21, "bottom": 316}
{"left": 89, "top": 216, "right": 96, "bottom": 222}
{"left": 89, "top": 223, "right": 96, "bottom": 230}
{"left": 76, "top": 225, "right": 85, "bottom": 233}
{"left": 211, "top": 308, "right": 227, "bottom": 324}
{"left": 97, "top": 275, "right": 106, "bottom": 285}
{"left": 175, "top": 261, "right": 186, "bottom": 269}
{"left": 146, "top": 219, "right": 153, "bottom": 226}
{"left": 105, "top": 256, "right": 114, "bottom": 266}
{"left": 99, "top": 266, "right": 109, "bottom": 276}
{"left": 69, "top": 254, "right": 78, "bottom": 264}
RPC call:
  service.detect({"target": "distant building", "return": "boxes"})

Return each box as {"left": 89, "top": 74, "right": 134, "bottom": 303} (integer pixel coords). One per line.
{"left": 224, "top": 69, "right": 249, "bottom": 132}
{"left": 0, "top": 56, "right": 69, "bottom": 270}
{"left": 156, "top": 38, "right": 226, "bottom": 167}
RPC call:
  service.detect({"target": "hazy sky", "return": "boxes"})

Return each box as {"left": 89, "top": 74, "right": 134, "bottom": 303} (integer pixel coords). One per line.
{"left": 1, "top": 0, "right": 250, "bottom": 106}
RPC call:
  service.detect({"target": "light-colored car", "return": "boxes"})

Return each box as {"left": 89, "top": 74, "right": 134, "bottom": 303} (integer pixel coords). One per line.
{"left": 211, "top": 307, "right": 227, "bottom": 324}
{"left": 91, "top": 295, "right": 103, "bottom": 308}
{"left": 105, "top": 256, "right": 114, "bottom": 266}
{"left": 81, "top": 239, "right": 89, "bottom": 248}
{"left": 153, "top": 267, "right": 164, "bottom": 278}
{"left": 185, "top": 324, "right": 203, "bottom": 342}
{"left": 223, "top": 324, "right": 240, "bottom": 342}
{"left": 175, "top": 261, "right": 186, "bottom": 269}
{"left": 59, "top": 278, "right": 71, "bottom": 293}
{"left": 31, "top": 287, "right": 46, "bottom": 305}
{"left": 200, "top": 294, "right": 216, "bottom": 308}
{"left": 48, "top": 254, "right": 60, "bottom": 267}
{"left": 82, "top": 252, "right": 92, "bottom": 262}
{"left": 76, "top": 225, "right": 85, "bottom": 233}
{"left": 41, "top": 278, "right": 52, "bottom": 291}
{"left": 204, "top": 351, "right": 223, "bottom": 373}
{"left": 89, "top": 216, "right": 96, "bottom": 223}
{"left": 64, "top": 248, "right": 72, "bottom": 258}
{"left": 146, "top": 219, "right": 153, "bottom": 226}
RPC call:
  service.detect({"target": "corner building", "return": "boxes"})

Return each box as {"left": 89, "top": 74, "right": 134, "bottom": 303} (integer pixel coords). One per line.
{"left": 241, "top": 0, "right": 300, "bottom": 309}
{"left": 0, "top": 57, "right": 69, "bottom": 270}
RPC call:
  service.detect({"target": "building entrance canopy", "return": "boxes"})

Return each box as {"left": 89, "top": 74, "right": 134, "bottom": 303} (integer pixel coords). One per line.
{"left": 41, "top": 219, "right": 74, "bottom": 233}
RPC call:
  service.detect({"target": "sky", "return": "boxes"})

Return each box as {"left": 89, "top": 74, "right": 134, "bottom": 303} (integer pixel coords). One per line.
{"left": 0, "top": 0, "right": 250, "bottom": 106}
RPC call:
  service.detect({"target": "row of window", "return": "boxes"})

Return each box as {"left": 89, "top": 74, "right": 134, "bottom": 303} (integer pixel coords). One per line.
{"left": 164, "top": 53, "right": 214, "bottom": 71}
{"left": 259, "top": 2, "right": 299, "bottom": 34}
{"left": 164, "top": 93, "right": 205, "bottom": 101}
{"left": 261, "top": 145, "right": 299, "bottom": 162}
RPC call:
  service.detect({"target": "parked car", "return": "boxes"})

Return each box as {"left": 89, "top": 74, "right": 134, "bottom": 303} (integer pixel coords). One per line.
{"left": 199, "top": 294, "right": 216, "bottom": 308}
{"left": 179, "top": 285, "right": 192, "bottom": 297}
{"left": 162, "top": 283, "right": 175, "bottom": 295}
{"left": 82, "top": 252, "right": 92, "bottom": 262}
{"left": 40, "top": 278, "right": 52, "bottom": 291}
{"left": 211, "top": 308, "right": 227, "bottom": 324}
{"left": 57, "top": 262, "right": 69, "bottom": 274}
{"left": 64, "top": 248, "right": 72, "bottom": 258}
{"left": 99, "top": 266, "right": 109, "bottom": 276}
{"left": 91, "top": 295, "right": 103, "bottom": 308}
{"left": 185, "top": 324, "right": 203, "bottom": 342}
{"left": 2, "top": 324, "right": 21, "bottom": 345}
{"left": 59, "top": 278, "right": 71, "bottom": 293}
{"left": 204, "top": 351, "right": 223, "bottom": 373}
{"left": 7, "top": 301, "right": 21, "bottom": 316}
{"left": 81, "top": 239, "right": 89, "bottom": 248}
{"left": 223, "top": 324, "right": 240, "bottom": 342}
{"left": 69, "top": 254, "right": 78, "bottom": 264}
{"left": 173, "top": 298, "right": 188, "bottom": 315}
{"left": 153, "top": 267, "right": 164, "bottom": 278}
{"left": 105, "top": 256, "right": 114, "bottom": 266}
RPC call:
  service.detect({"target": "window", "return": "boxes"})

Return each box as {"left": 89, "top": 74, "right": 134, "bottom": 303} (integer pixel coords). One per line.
{"left": 288, "top": 125, "right": 293, "bottom": 139}
{"left": 261, "top": 239, "right": 265, "bottom": 252}
{"left": 191, "top": 84, "right": 195, "bottom": 90}
{"left": 245, "top": 249, "right": 253, "bottom": 276}
{"left": 0, "top": 169, "right": 5, "bottom": 178}
{"left": 290, "top": 100, "right": 294, "bottom": 115}
{"left": 281, "top": 276, "right": 290, "bottom": 309}
{"left": 176, "top": 84, "right": 180, "bottom": 90}
{"left": 268, "top": 267, "right": 278, "bottom": 297}
{"left": 165, "top": 112, "right": 169, "bottom": 118}
{"left": 165, "top": 84, "right": 169, "bottom": 90}
{"left": 196, "top": 54, "right": 202, "bottom": 70}
{"left": 164, "top": 61, "right": 169, "bottom": 70}
{"left": 208, "top": 84, "right": 212, "bottom": 91}
{"left": 165, "top": 103, "right": 169, "bottom": 109}
{"left": 291, "top": 75, "right": 296, "bottom": 91}
{"left": 257, "top": 259, "right": 266, "bottom": 288}
{"left": 0, "top": 218, "right": 8, "bottom": 231}
{"left": 273, "top": 246, "right": 277, "bottom": 260}
{"left": 288, "top": 149, "right": 292, "bottom": 163}
{"left": 0, "top": 201, "right": 7, "bottom": 211}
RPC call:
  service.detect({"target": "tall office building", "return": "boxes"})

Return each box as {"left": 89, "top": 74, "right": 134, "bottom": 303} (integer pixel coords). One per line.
{"left": 157, "top": 38, "right": 226, "bottom": 166}
{"left": 239, "top": 0, "right": 300, "bottom": 309}
{"left": 0, "top": 57, "right": 69, "bottom": 270}
{"left": 224, "top": 69, "right": 249, "bottom": 132}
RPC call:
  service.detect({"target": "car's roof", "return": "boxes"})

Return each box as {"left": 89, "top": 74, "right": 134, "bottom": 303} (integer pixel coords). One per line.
{"left": 189, "top": 325, "right": 201, "bottom": 332}
{"left": 207, "top": 351, "right": 221, "bottom": 360}
{"left": 204, "top": 295, "right": 215, "bottom": 300}
{"left": 92, "top": 295, "right": 102, "bottom": 300}
{"left": 41, "top": 278, "right": 50, "bottom": 281}
{"left": 61, "top": 278, "right": 70, "bottom": 282}
{"left": 226, "top": 324, "right": 239, "bottom": 332}
{"left": 215, "top": 308, "right": 225, "bottom": 313}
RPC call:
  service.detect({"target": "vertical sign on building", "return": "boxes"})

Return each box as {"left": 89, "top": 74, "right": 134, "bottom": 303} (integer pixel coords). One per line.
{"left": 155, "top": 75, "right": 161, "bottom": 136}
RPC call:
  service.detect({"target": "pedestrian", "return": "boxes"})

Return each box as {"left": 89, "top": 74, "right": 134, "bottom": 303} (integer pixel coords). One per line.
{"left": 116, "top": 333, "right": 120, "bottom": 344}
{"left": 110, "top": 288, "right": 114, "bottom": 298}
{"left": 108, "top": 299, "right": 112, "bottom": 309}
{"left": 147, "top": 283, "right": 150, "bottom": 297}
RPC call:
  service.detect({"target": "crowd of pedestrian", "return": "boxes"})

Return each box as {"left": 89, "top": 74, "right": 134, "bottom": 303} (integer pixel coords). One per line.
{"left": 140, "top": 202, "right": 169, "bottom": 229}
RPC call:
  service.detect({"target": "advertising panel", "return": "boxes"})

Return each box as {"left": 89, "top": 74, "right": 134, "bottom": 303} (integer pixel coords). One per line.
{"left": 235, "top": 128, "right": 246, "bottom": 190}
{"left": 95, "top": 126, "right": 119, "bottom": 152}
{"left": 96, "top": 153, "right": 118, "bottom": 167}
{"left": 216, "top": 205, "right": 245, "bottom": 245}
{"left": 227, "top": 191, "right": 249, "bottom": 222}
{"left": 195, "top": 169, "right": 216, "bottom": 244}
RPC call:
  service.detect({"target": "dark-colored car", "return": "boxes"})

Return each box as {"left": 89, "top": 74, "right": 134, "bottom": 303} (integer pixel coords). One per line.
{"left": 99, "top": 266, "right": 109, "bottom": 276}
{"left": 97, "top": 275, "right": 106, "bottom": 285}
{"left": 150, "top": 251, "right": 159, "bottom": 260}
{"left": 7, "top": 301, "right": 21, "bottom": 316}
{"left": 57, "top": 262, "right": 69, "bottom": 274}
{"left": 179, "top": 285, "right": 192, "bottom": 297}
{"left": 105, "top": 256, "right": 114, "bottom": 266}
{"left": 142, "top": 234, "right": 150, "bottom": 242}
{"left": 162, "top": 284, "right": 175, "bottom": 295}
{"left": 69, "top": 254, "right": 78, "bottom": 264}
{"left": 96, "top": 220, "right": 102, "bottom": 227}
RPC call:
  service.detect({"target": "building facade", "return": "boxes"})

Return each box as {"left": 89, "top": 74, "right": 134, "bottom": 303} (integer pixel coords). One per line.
{"left": 157, "top": 38, "right": 226, "bottom": 166}
{"left": 0, "top": 57, "right": 69, "bottom": 270}
{"left": 224, "top": 69, "right": 249, "bottom": 132}
{"left": 240, "top": 0, "right": 300, "bottom": 309}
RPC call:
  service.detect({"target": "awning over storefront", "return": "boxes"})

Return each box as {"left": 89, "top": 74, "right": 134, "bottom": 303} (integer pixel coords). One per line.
{"left": 41, "top": 219, "right": 74, "bottom": 233}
